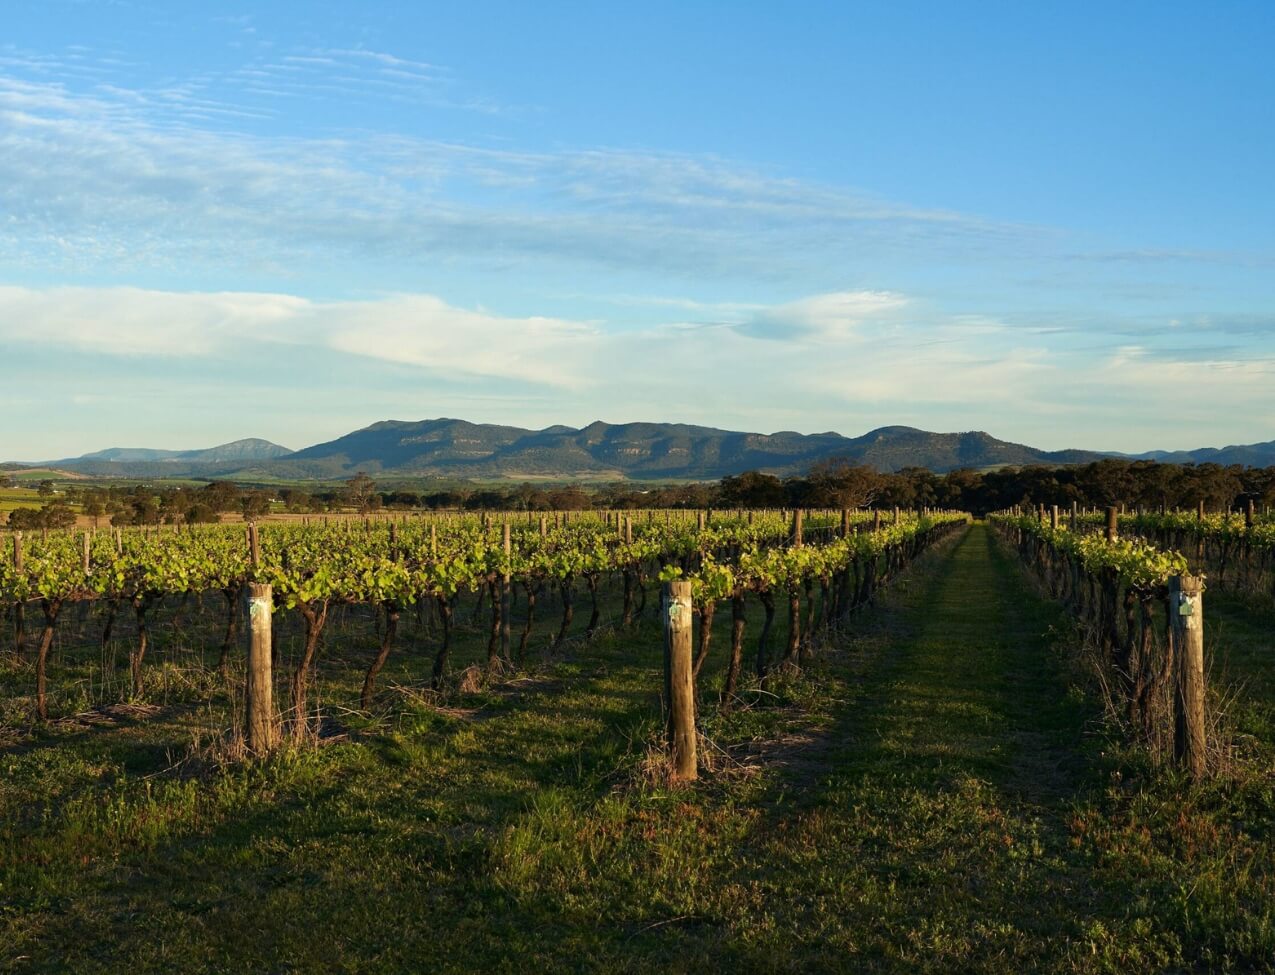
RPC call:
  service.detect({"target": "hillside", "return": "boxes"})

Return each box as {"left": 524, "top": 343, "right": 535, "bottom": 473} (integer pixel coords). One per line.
{"left": 18, "top": 419, "right": 1275, "bottom": 482}
{"left": 1133, "top": 440, "right": 1275, "bottom": 467}
{"left": 69, "top": 438, "right": 292, "bottom": 465}
{"left": 280, "top": 418, "right": 1104, "bottom": 478}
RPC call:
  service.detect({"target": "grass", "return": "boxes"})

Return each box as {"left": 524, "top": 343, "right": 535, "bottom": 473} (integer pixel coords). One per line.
{"left": 2, "top": 525, "right": 1274, "bottom": 972}
{"left": 0, "top": 489, "right": 54, "bottom": 516}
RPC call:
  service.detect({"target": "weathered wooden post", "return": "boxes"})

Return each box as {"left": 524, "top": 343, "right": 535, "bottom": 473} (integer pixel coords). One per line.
{"left": 12, "top": 532, "right": 24, "bottom": 656}
{"left": 500, "top": 521, "right": 511, "bottom": 660}
{"left": 245, "top": 580, "right": 276, "bottom": 754}
{"left": 1170, "top": 574, "right": 1206, "bottom": 778}
{"left": 873, "top": 510, "right": 882, "bottom": 532}
{"left": 840, "top": 509, "right": 850, "bottom": 539}
{"left": 1105, "top": 506, "right": 1118, "bottom": 542}
{"left": 242, "top": 526, "right": 275, "bottom": 752}
{"left": 662, "top": 579, "right": 697, "bottom": 782}
{"left": 1050, "top": 505, "right": 1059, "bottom": 530}
{"left": 792, "top": 509, "right": 804, "bottom": 548}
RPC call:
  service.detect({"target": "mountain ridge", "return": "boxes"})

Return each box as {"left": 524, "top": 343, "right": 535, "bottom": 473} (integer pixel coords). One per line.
{"left": 8, "top": 421, "right": 1275, "bottom": 481}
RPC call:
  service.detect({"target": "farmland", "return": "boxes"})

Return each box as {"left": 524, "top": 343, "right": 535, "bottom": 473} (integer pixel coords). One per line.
{"left": 1, "top": 510, "right": 1273, "bottom": 972}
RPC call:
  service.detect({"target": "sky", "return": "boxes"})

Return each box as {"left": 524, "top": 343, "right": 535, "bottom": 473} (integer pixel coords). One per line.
{"left": 2, "top": 0, "right": 1274, "bottom": 460}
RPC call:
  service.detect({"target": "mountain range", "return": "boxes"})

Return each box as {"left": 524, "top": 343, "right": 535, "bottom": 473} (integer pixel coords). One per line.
{"left": 8, "top": 419, "right": 1275, "bottom": 481}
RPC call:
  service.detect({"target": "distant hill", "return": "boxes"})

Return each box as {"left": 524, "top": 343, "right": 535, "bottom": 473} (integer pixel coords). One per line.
{"left": 1131, "top": 440, "right": 1275, "bottom": 467}
{"left": 72, "top": 438, "right": 292, "bottom": 465}
{"left": 11, "top": 420, "right": 1275, "bottom": 482}
{"left": 280, "top": 418, "right": 1106, "bottom": 478}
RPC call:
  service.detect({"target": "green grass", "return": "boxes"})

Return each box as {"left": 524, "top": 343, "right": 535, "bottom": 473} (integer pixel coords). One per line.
{"left": 0, "top": 488, "right": 55, "bottom": 516}
{"left": 1202, "top": 590, "right": 1275, "bottom": 745}
{"left": 2, "top": 526, "right": 1274, "bottom": 972}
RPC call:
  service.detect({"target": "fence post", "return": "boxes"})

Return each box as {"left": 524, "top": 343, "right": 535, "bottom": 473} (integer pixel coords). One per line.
{"left": 500, "top": 522, "right": 511, "bottom": 660}
{"left": 792, "top": 509, "right": 804, "bottom": 548}
{"left": 245, "top": 582, "right": 277, "bottom": 754}
{"left": 1105, "top": 506, "right": 1118, "bottom": 541}
{"left": 1169, "top": 574, "right": 1206, "bottom": 778}
{"left": 12, "top": 532, "right": 24, "bottom": 656}
{"left": 662, "top": 579, "right": 697, "bottom": 782}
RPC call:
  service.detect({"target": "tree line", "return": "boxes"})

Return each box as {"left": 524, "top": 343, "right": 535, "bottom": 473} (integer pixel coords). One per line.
{"left": 4, "top": 457, "right": 1275, "bottom": 528}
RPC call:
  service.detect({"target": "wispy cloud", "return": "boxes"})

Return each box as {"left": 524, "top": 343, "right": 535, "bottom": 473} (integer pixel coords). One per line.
{"left": 0, "top": 54, "right": 1034, "bottom": 284}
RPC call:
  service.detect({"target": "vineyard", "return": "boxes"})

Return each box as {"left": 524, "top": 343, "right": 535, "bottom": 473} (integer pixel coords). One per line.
{"left": 3, "top": 509, "right": 1275, "bottom": 971}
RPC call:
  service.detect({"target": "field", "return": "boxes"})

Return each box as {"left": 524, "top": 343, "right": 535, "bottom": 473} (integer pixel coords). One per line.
{"left": 2, "top": 521, "right": 1274, "bottom": 972}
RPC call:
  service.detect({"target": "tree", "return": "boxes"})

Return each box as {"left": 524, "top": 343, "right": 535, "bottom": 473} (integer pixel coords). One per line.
{"left": 545, "top": 486, "right": 592, "bottom": 510}
{"left": 202, "top": 481, "right": 241, "bottom": 513}
{"left": 185, "top": 503, "right": 220, "bottom": 524}
{"left": 37, "top": 479, "right": 55, "bottom": 498}
{"left": 82, "top": 490, "right": 106, "bottom": 529}
{"left": 240, "top": 492, "right": 272, "bottom": 520}
{"left": 803, "top": 459, "right": 883, "bottom": 509}
{"left": 40, "top": 503, "right": 76, "bottom": 529}
{"left": 719, "top": 471, "right": 785, "bottom": 508}
{"left": 343, "top": 472, "right": 377, "bottom": 512}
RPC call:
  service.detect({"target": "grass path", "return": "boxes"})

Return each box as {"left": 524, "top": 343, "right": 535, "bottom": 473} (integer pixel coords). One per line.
{"left": 9, "top": 525, "right": 1267, "bottom": 972}
{"left": 694, "top": 522, "right": 1119, "bottom": 971}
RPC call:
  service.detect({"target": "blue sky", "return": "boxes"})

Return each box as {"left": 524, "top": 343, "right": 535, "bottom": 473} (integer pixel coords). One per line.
{"left": 3, "top": 0, "right": 1274, "bottom": 460}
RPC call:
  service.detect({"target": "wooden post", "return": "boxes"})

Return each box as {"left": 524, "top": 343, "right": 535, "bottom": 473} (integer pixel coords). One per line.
{"left": 12, "top": 532, "right": 23, "bottom": 655}
{"left": 1050, "top": 505, "right": 1059, "bottom": 530}
{"left": 539, "top": 516, "right": 547, "bottom": 538}
{"left": 500, "top": 522, "right": 511, "bottom": 660}
{"left": 1169, "top": 574, "right": 1206, "bottom": 779}
{"left": 1105, "top": 506, "right": 1118, "bottom": 542}
{"left": 245, "top": 582, "right": 276, "bottom": 754}
{"left": 662, "top": 579, "right": 697, "bottom": 782}
{"left": 624, "top": 515, "right": 632, "bottom": 545}
{"left": 1070, "top": 501, "right": 1078, "bottom": 531}
{"left": 792, "top": 509, "right": 804, "bottom": 548}
{"left": 82, "top": 533, "right": 91, "bottom": 574}
{"left": 840, "top": 509, "right": 850, "bottom": 539}
{"left": 873, "top": 510, "right": 882, "bottom": 532}
{"left": 247, "top": 524, "right": 261, "bottom": 567}
{"left": 697, "top": 510, "right": 706, "bottom": 532}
